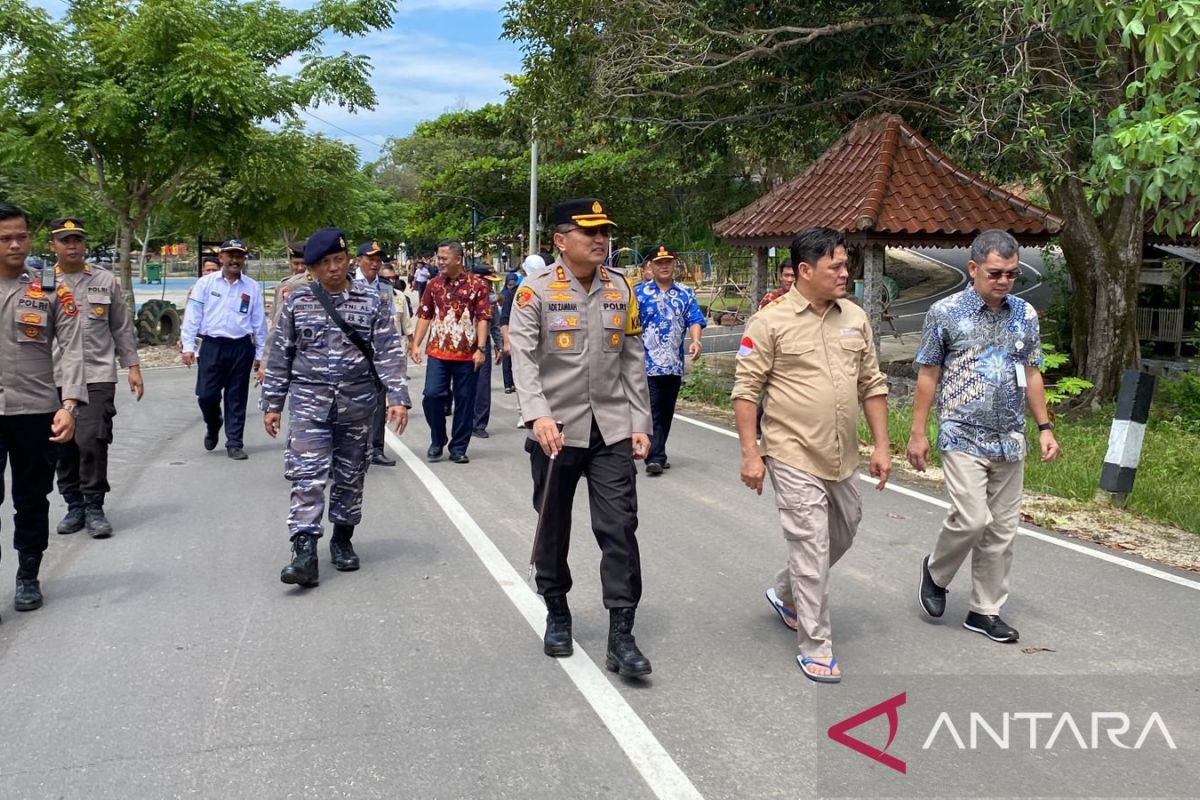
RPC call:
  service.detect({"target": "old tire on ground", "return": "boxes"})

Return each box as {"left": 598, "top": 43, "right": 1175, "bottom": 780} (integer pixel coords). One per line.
{"left": 136, "top": 300, "right": 180, "bottom": 346}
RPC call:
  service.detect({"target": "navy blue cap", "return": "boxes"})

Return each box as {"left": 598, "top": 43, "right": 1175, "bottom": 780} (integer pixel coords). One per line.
{"left": 356, "top": 240, "right": 387, "bottom": 258}
{"left": 219, "top": 239, "right": 248, "bottom": 253}
{"left": 287, "top": 240, "right": 306, "bottom": 258}
{"left": 304, "top": 228, "right": 348, "bottom": 266}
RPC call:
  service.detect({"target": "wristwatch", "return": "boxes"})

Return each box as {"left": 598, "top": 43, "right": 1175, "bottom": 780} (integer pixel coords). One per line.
{"left": 61, "top": 403, "right": 79, "bottom": 419}
{"left": 1037, "top": 421, "right": 1054, "bottom": 432}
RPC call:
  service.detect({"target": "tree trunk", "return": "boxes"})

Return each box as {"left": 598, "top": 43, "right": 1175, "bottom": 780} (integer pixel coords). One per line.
{"left": 862, "top": 243, "right": 885, "bottom": 354}
{"left": 749, "top": 246, "right": 768, "bottom": 309}
{"left": 1047, "top": 177, "right": 1142, "bottom": 404}
{"left": 116, "top": 219, "right": 136, "bottom": 308}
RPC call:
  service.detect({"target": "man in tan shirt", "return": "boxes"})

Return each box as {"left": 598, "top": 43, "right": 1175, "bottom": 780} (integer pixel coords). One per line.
{"left": 49, "top": 218, "right": 143, "bottom": 539}
{"left": 731, "top": 227, "right": 891, "bottom": 684}
{"left": 509, "top": 198, "right": 654, "bottom": 678}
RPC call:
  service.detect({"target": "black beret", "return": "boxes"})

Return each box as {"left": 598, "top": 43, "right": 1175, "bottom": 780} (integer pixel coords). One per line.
{"left": 304, "top": 228, "right": 349, "bottom": 266}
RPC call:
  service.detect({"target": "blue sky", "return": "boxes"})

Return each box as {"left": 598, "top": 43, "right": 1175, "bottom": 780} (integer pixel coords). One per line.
{"left": 34, "top": 0, "right": 525, "bottom": 162}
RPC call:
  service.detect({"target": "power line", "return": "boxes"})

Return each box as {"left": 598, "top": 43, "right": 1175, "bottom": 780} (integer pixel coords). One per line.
{"left": 299, "top": 108, "right": 387, "bottom": 152}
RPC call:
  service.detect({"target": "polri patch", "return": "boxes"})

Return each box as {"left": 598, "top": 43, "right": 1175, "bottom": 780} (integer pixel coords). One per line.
{"left": 554, "top": 332, "right": 574, "bottom": 350}
{"left": 516, "top": 286, "right": 534, "bottom": 308}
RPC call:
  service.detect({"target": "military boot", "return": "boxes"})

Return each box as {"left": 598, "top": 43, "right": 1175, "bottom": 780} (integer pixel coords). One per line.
{"left": 57, "top": 492, "right": 86, "bottom": 534}
{"left": 280, "top": 535, "right": 319, "bottom": 587}
{"left": 543, "top": 595, "right": 573, "bottom": 657}
{"left": 84, "top": 494, "right": 113, "bottom": 539}
{"left": 605, "top": 607, "right": 652, "bottom": 677}
{"left": 14, "top": 552, "right": 44, "bottom": 611}
{"left": 329, "top": 524, "right": 360, "bottom": 571}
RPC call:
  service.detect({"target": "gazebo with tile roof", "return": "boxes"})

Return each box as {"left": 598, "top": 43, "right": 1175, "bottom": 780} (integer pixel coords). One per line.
{"left": 713, "top": 114, "right": 1064, "bottom": 344}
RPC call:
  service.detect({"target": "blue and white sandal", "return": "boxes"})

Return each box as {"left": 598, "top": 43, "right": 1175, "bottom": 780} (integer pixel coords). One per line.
{"left": 797, "top": 655, "right": 841, "bottom": 684}
{"left": 765, "top": 588, "right": 799, "bottom": 632}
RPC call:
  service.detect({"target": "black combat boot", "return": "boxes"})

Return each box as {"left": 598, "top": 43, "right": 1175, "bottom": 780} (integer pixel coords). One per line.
{"left": 57, "top": 493, "right": 86, "bottom": 534}
{"left": 280, "top": 534, "right": 319, "bottom": 587}
{"left": 84, "top": 494, "right": 113, "bottom": 539}
{"left": 329, "top": 524, "right": 360, "bottom": 571}
{"left": 606, "top": 607, "right": 652, "bottom": 677}
{"left": 14, "top": 552, "right": 44, "bottom": 611}
{"left": 543, "top": 595, "right": 573, "bottom": 657}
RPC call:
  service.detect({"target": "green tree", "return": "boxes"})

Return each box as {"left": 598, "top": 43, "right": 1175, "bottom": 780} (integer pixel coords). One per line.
{"left": 0, "top": 0, "right": 393, "bottom": 294}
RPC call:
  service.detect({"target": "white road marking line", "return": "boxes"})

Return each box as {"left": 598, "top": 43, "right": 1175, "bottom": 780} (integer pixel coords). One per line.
{"left": 384, "top": 429, "right": 704, "bottom": 800}
{"left": 672, "top": 413, "right": 1200, "bottom": 592}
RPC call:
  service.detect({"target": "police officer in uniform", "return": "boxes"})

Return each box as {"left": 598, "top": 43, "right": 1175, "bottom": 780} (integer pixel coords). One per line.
{"left": 509, "top": 199, "right": 654, "bottom": 677}
{"left": 0, "top": 203, "right": 86, "bottom": 616}
{"left": 261, "top": 228, "right": 411, "bottom": 587}
{"left": 49, "top": 218, "right": 143, "bottom": 538}
{"left": 258, "top": 241, "right": 310, "bottom": 384}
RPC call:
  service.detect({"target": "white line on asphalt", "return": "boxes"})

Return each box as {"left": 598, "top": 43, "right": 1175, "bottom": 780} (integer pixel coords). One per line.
{"left": 384, "top": 429, "right": 704, "bottom": 800}
{"left": 672, "top": 413, "right": 1200, "bottom": 592}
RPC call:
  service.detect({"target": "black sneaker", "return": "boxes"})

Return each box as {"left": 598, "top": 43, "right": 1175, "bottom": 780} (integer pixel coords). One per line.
{"left": 919, "top": 555, "right": 947, "bottom": 618}
{"left": 963, "top": 612, "right": 1019, "bottom": 643}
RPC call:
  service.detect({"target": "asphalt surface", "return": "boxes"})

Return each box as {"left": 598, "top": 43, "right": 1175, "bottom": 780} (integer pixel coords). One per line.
{"left": 1, "top": 364, "right": 1197, "bottom": 799}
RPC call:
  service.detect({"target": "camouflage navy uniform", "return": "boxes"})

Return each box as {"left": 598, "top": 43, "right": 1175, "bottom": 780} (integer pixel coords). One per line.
{"left": 260, "top": 279, "right": 410, "bottom": 541}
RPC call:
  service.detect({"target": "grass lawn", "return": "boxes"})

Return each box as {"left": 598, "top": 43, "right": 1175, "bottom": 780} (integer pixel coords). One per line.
{"left": 860, "top": 401, "right": 1200, "bottom": 534}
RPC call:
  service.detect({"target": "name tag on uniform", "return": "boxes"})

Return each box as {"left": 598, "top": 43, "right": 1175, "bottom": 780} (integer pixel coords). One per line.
{"left": 1015, "top": 363, "right": 1028, "bottom": 388}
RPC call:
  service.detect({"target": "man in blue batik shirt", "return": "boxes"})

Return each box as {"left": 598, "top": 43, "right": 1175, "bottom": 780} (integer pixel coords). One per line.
{"left": 635, "top": 245, "right": 706, "bottom": 475}
{"left": 906, "top": 229, "right": 1060, "bottom": 645}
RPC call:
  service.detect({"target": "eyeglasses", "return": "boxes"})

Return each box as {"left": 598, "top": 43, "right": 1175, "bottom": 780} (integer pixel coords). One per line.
{"left": 984, "top": 269, "right": 1020, "bottom": 281}
{"left": 566, "top": 226, "right": 611, "bottom": 238}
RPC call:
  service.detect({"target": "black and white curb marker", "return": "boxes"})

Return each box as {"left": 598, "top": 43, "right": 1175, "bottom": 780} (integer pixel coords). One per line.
{"left": 1099, "top": 370, "right": 1156, "bottom": 506}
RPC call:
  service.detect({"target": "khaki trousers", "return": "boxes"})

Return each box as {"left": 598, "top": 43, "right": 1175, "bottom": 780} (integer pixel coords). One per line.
{"left": 765, "top": 458, "right": 862, "bottom": 659}
{"left": 929, "top": 450, "right": 1025, "bottom": 615}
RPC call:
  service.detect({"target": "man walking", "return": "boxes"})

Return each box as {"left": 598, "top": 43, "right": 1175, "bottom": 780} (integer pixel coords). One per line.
{"left": 180, "top": 239, "right": 268, "bottom": 460}
{"left": 49, "top": 218, "right": 143, "bottom": 539}
{"left": 262, "top": 228, "right": 410, "bottom": 586}
{"left": 732, "top": 227, "right": 890, "bottom": 683}
{"left": 471, "top": 265, "right": 504, "bottom": 439}
{"left": 634, "top": 244, "right": 705, "bottom": 475}
{"left": 908, "top": 229, "right": 1060, "bottom": 643}
{"left": 410, "top": 241, "right": 490, "bottom": 464}
{"left": 0, "top": 203, "right": 86, "bottom": 616}
{"left": 509, "top": 198, "right": 654, "bottom": 677}
{"left": 356, "top": 241, "right": 397, "bottom": 467}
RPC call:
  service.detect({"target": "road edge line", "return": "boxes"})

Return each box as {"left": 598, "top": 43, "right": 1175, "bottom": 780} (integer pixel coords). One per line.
{"left": 672, "top": 413, "right": 1200, "bottom": 592}
{"left": 385, "top": 429, "right": 704, "bottom": 800}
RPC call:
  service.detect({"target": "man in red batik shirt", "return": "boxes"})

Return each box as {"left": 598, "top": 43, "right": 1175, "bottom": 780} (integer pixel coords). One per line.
{"left": 410, "top": 240, "right": 491, "bottom": 464}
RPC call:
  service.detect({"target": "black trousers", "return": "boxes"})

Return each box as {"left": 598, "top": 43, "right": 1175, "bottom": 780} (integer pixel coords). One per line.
{"left": 57, "top": 382, "right": 117, "bottom": 496}
{"left": 0, "top": 413, "right": 57, "bottom": 558}
{"left": 527, "top": 420, "right": 642, "bottom": 608}
{"left": 647, "top": 374, "right": 682, "bottom": 467}
{"left": 196, "top": 335, "right": 254, "bottom": 449}
{"left": 501, "top": 354, "right": 514, "bottom": 390}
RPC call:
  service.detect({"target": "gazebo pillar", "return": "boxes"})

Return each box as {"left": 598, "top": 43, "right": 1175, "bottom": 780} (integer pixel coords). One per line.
{"left": 861, "top": 243, "right": 885, "bottom": 352}
{"left": 750, "top": 246, "right": 769, "bottom": 308}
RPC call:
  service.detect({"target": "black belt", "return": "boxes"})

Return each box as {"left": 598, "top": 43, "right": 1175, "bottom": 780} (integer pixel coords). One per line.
{"left": 199, "top": 334, "right": 251, "bottom": 343}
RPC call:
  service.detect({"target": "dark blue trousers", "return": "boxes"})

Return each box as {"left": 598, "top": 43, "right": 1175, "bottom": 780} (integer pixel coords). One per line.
{"left": 422, "top": 357, "right": 478, "bottom": 456}
{"left": 196, "top": 335, "right": 254, "bottom": 450}
{"left": 473, "top": 340, "right": 493, "bottom": 433}
{"left": 647, "top": 374, "right": 682, "bottom": 467}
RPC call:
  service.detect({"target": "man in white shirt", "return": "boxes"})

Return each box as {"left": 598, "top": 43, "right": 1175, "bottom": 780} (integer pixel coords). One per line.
{"left": 180, "top": 239, "right": 268, "bottom": 460}
{"left": 355, "top": 241, "right": 397, "bottom": 466}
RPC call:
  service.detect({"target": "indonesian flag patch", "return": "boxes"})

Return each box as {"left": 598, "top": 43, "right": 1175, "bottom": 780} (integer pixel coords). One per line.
{"left": 737, "top": 336, "right": 754, "bottom": 358}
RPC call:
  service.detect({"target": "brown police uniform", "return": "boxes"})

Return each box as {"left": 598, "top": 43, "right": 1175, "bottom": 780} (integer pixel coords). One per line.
{"left": 0, "top": 264, "right": 85, "bottom": 604}
{"left": 509, "top": 260, "right": 652, "bottom": 608}
{"left": 53, "top": 263, "right": 138, "bottom": 503}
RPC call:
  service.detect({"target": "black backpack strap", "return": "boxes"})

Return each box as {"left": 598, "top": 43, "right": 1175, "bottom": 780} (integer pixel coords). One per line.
{"left": 310, "top": 284, "right": 384, "bottom": 392}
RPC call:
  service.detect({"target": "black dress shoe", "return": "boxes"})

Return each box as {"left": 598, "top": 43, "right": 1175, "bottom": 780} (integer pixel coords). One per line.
{"left": 646, "top": 463, "right": 664, "bottom": 476}
{"left": 543, "top": 595, "right": 573, "bottom": 657}
{"left": 371, "top": 450, "right": 396, "bottom": 466}
{"left": 963, "top": 612, "right": 1019, "bottom": 643}
{"left": 227, "top": 447, "right": 248, "bottom": 460}
{"left": 503, "top": 386, "right": 516, "bottom": 394}
{"left": 471, "top": 428, "right": 489, "bottom": 439}
{"left": 203, "top": 430, "right": 218, "bottom": 451}
{"left": 663, "top": 462, "right": 671, "bottom": 469}
{"left": 426, "top": 446, "right": 444, "bottom": 462}
{"left": 919, "top": 554, "right": 947, "bottom": 618}
{"left": 449, "top": 453, "right": 470, "bottom": 464}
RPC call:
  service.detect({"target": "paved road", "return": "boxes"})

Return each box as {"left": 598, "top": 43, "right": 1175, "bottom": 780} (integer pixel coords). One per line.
{"left": 1, "top": 365, "right": 1197, "bottom": 799}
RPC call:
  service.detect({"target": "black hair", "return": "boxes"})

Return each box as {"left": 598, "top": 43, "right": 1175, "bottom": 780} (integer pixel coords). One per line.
{"left": 0, "top": 203, "right": 30, "bottom": 225}
{"left": 437, "top": 240, "right": 464, "bottom": 258}
{"left": 778, "top": 259, "right": 793, "bottom": 274}
{"left": 395, "top": 278, "right": 406, "bottom": 291}
{"left": 790, "top": 228, "right": 847, "bottom": 271}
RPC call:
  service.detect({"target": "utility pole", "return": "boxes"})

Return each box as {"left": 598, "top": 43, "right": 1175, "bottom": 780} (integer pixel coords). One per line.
{"left": 528, "top": 117, "right": 539, "bottom": 256}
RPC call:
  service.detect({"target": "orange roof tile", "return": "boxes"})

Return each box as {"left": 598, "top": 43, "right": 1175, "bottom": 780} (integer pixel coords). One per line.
{"left": 713, "top": 115, "right": 1063, "bottom": 246}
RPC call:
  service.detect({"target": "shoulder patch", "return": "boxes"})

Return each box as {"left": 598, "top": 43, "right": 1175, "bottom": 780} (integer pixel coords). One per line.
{"left": 56, "top": 284, "right": 78, "bottom": 317}
{"left": 515, "top": 286, "right": 535, "bottom": 309}
{"left": 737, "top": 336, "right": 754, "bottom": 358}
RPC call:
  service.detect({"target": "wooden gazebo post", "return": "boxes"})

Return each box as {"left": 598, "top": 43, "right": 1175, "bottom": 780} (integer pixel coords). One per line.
{"left": 750, "top": 246, "right": 769, "bottom": 308}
